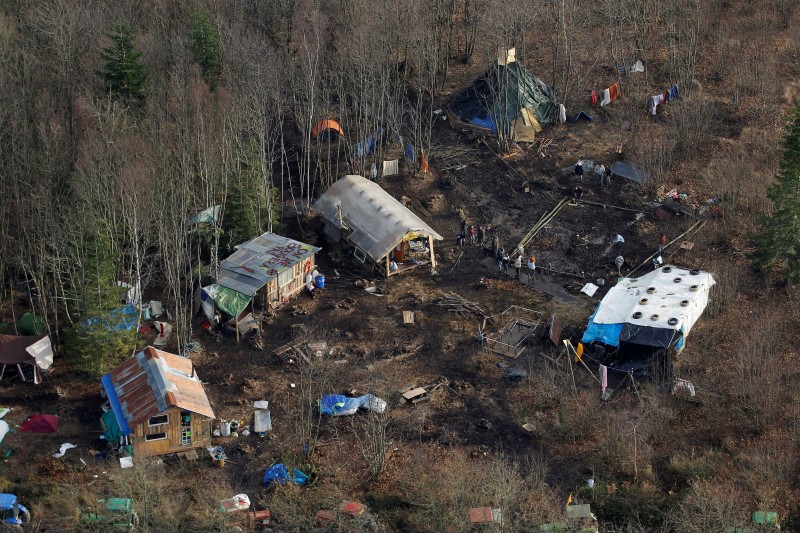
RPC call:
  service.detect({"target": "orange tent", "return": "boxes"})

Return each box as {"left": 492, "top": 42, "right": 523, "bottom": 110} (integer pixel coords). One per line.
{"left": 311, "top": 119, "right": 344, "bottom": 140}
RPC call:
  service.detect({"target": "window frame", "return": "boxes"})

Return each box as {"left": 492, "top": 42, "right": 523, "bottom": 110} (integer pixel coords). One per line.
{"left": 144, "top": 432, "right": 167, "bottom": 442}
{"left": 148, "top": 414, "right": 169, "bottom": 427}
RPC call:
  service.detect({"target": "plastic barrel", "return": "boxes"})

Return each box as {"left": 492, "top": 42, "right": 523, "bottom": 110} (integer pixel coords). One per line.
{"left": 314, "top": 275, "right": 325, "bottom": 289}
{"left": 141, "top": 304, "right": 151, "bottom": 320}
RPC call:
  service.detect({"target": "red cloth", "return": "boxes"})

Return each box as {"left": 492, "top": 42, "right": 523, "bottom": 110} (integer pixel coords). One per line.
{"left": 590, "top": 90, "right": 597, "bottom": 106}
{"left": 609, "top": 82, "right": 620, "bottom": 101}
{"left": 21, "top": 414, "right": 58, "bottom": 433}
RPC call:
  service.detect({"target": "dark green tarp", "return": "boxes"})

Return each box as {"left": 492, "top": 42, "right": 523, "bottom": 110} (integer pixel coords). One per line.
{"left": 447, "top": 60, "right": 556, "bottom": 134}
{"left": 215, "top": 286, "right": 251, "bottom": 318}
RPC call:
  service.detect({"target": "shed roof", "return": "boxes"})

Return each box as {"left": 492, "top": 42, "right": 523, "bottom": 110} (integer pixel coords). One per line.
{"left": 219, "top": 232, "right": 320, "bottom": 297}
{"left": 101, "top": 346, "right": 215, "bottom": 434}
{"left": 312, "top": 175, "right": 443, "bottom": 262}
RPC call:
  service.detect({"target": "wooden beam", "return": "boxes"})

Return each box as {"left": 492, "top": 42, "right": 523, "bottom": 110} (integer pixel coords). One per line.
{"left": 428, "top": 236, "right": 437, "bottom": 269}
{"left": 385, "top": 253, "right": 391, "bottom": 277}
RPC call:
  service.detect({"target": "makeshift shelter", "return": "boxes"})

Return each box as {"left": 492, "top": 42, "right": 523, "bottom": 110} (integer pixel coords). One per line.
{"left": 480, "top": 306, "right": 544, "bottom": 358}
{"left": 99, "top": 346, "right": 215, "bottom": 458}
{"left": 313, "top": 175, "right": 443, "bottom": 276}
{"left": 0, "top": 334, "right": 53, "bottom": 384}
{"left": 16, "top": 313, "right": 45, "bottom": 336}
{"left": 212, "top": 233, "right": 320, "bottom": 320}
{"left": 611, "top": 161, "right": 650, "bottom": 185}
{"left": 186, "top": 205, "right": 221, "bottom": 229}
{"left": 311, "top": 119, "right": 344, "bottom": 141}
{"left": 446, "top": 48, "right": 556, "bottom": 140}
{"left": 582, "top": 265, "right": 715, "bottom": 376}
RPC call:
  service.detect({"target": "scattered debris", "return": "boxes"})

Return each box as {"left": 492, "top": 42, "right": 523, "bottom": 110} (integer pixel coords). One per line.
{"left": 399, "top": 386, "right": 430, "bottom": 404}
{"left": 436, "top": 291, "right": 488, "bottom": 319}
{"left": 119, "top": 457, "right": 133, "bottom": 469}
{"left": 402, "top": 311, "right": 415, "bottom": 325}
{"left": 253, "top": 401, "right": 272, "bottom": 436}
{"left": 580, "top": 283, "right": 599, "bottom": 297}
{"left": 469, "top": 507, "right": 502, "bottom": 525}
{"left": 53, "top": 443, "right": 76, "bottom": 458}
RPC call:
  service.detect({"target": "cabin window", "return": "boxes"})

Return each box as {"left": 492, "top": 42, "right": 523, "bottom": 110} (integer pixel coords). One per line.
{"left": 353, "top": 247, "right": 367, "bottom": 263}
{"left": 278, "top": 268, "right": 293, "bottom": 288}
{"left": 145, "top": 432, "right": 166, "bottom": 441}
{"left": 180, "top": 411, "right": 192, "bottom": 445}
{"left": 148, "top": 414, "right": 169, "bottom": 427}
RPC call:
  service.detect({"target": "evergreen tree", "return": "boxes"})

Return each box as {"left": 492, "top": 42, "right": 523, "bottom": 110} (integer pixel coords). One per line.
{"left": 98, "top": 24, "right": 148, "bottom": 105}
{"left": 754, "top": 105, "right": 800, "bottom": 282}
{"left": 189, "top": 9, "right": 222, "bottom": 90}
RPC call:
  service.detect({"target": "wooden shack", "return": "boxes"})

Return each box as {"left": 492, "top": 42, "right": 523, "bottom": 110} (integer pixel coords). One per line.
{"left": 100, "top": 346, "right": 215, "bottom": 458}
{"left": 216, "top": 232, "right": 321, "bottom": 314}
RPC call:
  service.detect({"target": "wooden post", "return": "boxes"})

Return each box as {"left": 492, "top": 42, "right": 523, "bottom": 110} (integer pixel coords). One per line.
{"left": 428, "top": 236, "right": 436, "bottom": 269}
{"left": 385, "top": 253, "right": 391, "bottom": 277}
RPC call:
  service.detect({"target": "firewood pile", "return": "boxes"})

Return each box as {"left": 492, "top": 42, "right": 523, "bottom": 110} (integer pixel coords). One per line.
{"left": 433, "top": 146, "right": 481, "bottom": 171}
{"left": 436, "top": 291, "right": 488, "bottom": 319}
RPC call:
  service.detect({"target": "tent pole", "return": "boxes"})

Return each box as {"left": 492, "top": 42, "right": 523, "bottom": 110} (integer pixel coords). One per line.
{"left": 428, "top": 236, "right": 436, "bottom": 269}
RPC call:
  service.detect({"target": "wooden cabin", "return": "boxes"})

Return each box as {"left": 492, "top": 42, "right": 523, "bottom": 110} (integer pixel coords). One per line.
{"left": 100, "top": 346, "right": 215, "bottom": 458}
{"left": 217, "top": 232, "right": 321, "bottom": 314}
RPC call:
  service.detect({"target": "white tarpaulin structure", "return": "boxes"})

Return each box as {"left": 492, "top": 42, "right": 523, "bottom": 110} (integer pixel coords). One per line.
{"left": 582, "top": 265, "right": 714, "bottom": 354}
{"left": 591, "top": 265, "right": 715, "bottom": 335}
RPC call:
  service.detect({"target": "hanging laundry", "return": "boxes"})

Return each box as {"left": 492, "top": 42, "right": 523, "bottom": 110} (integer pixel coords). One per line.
{"left": 599, "top": 365, "right": 608, "bottom": 392}
{"left": 668, "top": 84, "right": 679, "bottom": 101}
{"left": 590, "top": 90, "right": 598, "bottom": 107}
{"left": 558, "top": 103, "right": 567, "bottom": 124}
{"left": 382, "top": 159, "right": 399, "bottom": 177}
{"left": 404, "top": 143, "right": 415, "bottom": 162}
{"left": 370, "top": 163, "right": 378, "bottom": 179}
{"left": 600, "top": 88, "right": 611, "bottom": 106}
{"left": 420, "top": 148, "right": 429, "bottom": 173}
{"left": 631, "top": 60, "right": 645, "bottom": 73}
{"left": 648, "top": 94, "right": 665, "bottom": 115}
{"left": 609, "top": 82, "right": 620, "bottom": 101}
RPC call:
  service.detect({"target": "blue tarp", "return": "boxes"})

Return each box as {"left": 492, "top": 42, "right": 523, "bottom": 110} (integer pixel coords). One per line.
{"left": 262, "top": 463, "right": 308, "bottom": 487}
{"left": 405, "top": 143, "right": 415, "bottom": 162}
{"left": 84, "top": 304, "right": 138, "bottom": 333}
{"left": 581, "top": 305, "right": 623, "bottom": 347}
{"left": 318, "top": 394, "right": 361, "bottom": 416}
{"left": 100, "top": 373, "right": 132, "bottom": 436}
{"left": 468, "top": 114, "right": 499, "bottom": 132}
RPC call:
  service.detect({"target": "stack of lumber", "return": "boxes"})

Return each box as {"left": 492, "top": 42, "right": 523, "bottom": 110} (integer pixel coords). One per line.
{"left": 436, "top": 291, "right": 487, "bottom": 319}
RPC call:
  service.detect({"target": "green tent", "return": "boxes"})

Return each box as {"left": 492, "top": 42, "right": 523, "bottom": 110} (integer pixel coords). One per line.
{"left": 17, "top": 313, "right": 45, "bottom": 336}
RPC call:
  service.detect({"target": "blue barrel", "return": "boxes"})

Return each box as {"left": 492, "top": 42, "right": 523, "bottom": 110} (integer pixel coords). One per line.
{"left": 314, "top": 275, "right": 325, "bottom": 289}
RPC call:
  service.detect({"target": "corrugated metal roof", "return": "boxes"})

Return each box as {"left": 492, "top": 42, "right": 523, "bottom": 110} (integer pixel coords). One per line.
{"left": 219, "top": 232, "right": 320, "bottom": 297}
{"left": 103, "top": 346, "right": 215, "bottom": 430}
{"left": 312, "top": 175, "right": 443, "bottom": 262}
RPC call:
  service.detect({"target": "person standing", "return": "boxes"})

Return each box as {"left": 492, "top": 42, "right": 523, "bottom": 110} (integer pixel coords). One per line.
{"left": 658, "top": 232, "right": 667, "bottom": 255}
{"left": 492, "top": 234, "right": 500, "bottom": 258}
{"left": 478, "top": 225, "right": 486, "bottom": 246}
{"left": 573, "top": 185, "right": 584, "bottom": 202}
{"left": 595, "top": 162, "right": 605, "bottom": 184}
{"left": 502, "top": 250, "right": 510, "bottom": 275}
{"left": 469, "top": 225, "right": 476, "bottom": 245}
{"left": 527, "top": 256, "right": 536, "bottom": 284}
{"left": 460, "top": 218, "right": 468, "bottom": 235}
{"left": 603, "top": 166, "right": 612, "bottom": 186}
{"left": 514, "top": 255, "right": 522, "bottom": 279}
{"left": 517, "top": 244, "right": 525, "bottom": 259}
{"left": 497, "top": 247, "right": 504, "bottom": 273}
{"left": 574, "top": 162, "right": 584, "bottom": 181}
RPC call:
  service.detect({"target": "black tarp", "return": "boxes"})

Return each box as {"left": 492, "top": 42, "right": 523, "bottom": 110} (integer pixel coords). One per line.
{"left": 611, "top": 161, "right": 650, "bottom": 184}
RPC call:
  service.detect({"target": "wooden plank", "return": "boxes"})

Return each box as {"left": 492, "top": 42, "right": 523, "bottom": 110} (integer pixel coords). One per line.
{"left": 403, "top": 311, "right": 415, "bottom": 325}
{"left": 401, "top": 387, "right": 427, "bottom": 400}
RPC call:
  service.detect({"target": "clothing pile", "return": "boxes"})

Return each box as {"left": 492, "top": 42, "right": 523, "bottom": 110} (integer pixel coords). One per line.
{"left": 648, "top": 84, "right": 680, "bottom": 115}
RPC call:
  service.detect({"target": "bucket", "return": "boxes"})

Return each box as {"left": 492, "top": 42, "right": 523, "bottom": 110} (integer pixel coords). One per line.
{"left": 221, "top": 421, "right": 231, "bottom": 437}
{"left": 141, "top": 304, "right": 151, "bottom": 320}
{"left": 314, "top": 275, "right": 325, "bottom": 289}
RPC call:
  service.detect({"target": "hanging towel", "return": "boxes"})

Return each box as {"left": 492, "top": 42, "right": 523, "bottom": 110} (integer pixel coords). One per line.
{"left": 420, "top": 148, "right": 429, "bottom": 173}
{"left": 599, "top": 365, "right": 608, "bottom": 392}
{"left": 609, "top": 82, "right": 620, "bottom": 101}
{"left": 631, "top": 59, "right": 645, "bottom": 73}
{"left": 590, "top": 90, "right": 598, "bottom": 107}
{"left": 668, "top": 84, "right": 679, "bottom": 101}
{"left": 649, "top": 94, "right": 665, "bottom": 115}
{"left": 559, "top": 104, "right": 567, "bottom": 124}
{"left": 600, "top": 88, "right": 611, "bottom": 106}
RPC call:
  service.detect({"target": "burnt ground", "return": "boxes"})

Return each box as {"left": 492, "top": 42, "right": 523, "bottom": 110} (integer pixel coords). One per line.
{"left": 0, "top": 98, "right": 707, "bottom": 531}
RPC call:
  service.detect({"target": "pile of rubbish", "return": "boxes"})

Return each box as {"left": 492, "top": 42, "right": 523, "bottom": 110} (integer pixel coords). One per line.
{"left": 318, "top": 394, "right": 387, "bottom": 416}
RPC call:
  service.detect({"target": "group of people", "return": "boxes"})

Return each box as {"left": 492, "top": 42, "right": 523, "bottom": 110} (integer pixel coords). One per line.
{"left": 493, "top": 244, "right": 537, "bottom": 285}
{"left": 574, "top": 160, "right": 612, "bottom": 186}
{"left": 456, "top": 219, "right": 489, "bottom": 247}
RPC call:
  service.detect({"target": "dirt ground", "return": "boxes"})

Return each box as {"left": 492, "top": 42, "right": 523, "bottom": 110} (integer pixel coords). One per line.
{"left": 0, "top": 102, "right": 710, "bottom": 531}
